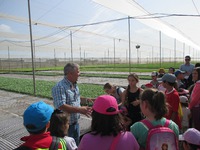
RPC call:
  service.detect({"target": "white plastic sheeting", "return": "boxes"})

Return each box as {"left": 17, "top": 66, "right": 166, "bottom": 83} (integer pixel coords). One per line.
{"left": 93, "top": 0, "right": 200, "bottom": 50}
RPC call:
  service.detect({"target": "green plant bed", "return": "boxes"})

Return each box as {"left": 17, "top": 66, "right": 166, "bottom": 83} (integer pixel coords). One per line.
{"left": 0, "top": 77, "right": 105, "bottom": 99}
{"left": 1, "top": 61, "right": 191, "bottom": 73}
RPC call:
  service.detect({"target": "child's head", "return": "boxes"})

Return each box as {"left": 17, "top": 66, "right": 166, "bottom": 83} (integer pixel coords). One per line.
{"left": 168, "top": 67, "right": 175, "bottom": 74}
{"left": 175, "top": 70, "right": 185, "bottom": 80}
{"left": 91, "top": 95, "right": 123, "bottom": 136}
{"left": 140, "top": 89, "right": 168, "bottom": 120}
{"left": 151, "top": 71, "right": 158, "bottom": 81}
{"left": 180, "top": 95, "right": 189, "bottom": 107}
{"left": 49, "top": 109, "right": 69, "bottom": 137}
{"left": 23, "top": 101, "right": 53, "bottom": 134}
{"left": 161, "top": 73, "right": 176, "bottom": 88}
{"left": 158, "top": 68, "right": 165, "bottom": 74}
{"left": 192, "top": 67, "right": 200, "bottom": 82}
{"left": 128, "top": 73, "right": 139, "bottom": 87}
{"left": 179, "top": 128, "right": 200, "bottom": 150}
{"left": 103, "top": 83, "right": 114, "bottom": 95}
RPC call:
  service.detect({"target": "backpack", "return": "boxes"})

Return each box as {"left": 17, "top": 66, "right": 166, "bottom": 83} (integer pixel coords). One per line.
{"left": 141, "top": 119, "right": 178, "bottom": 150}
{"left": 116, "top": 87, "right": 125, "bottom": 96}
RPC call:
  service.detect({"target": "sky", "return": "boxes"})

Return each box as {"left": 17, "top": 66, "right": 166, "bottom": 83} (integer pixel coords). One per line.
{"left": 0, "top": 0, "right": 200, "bottom": 61}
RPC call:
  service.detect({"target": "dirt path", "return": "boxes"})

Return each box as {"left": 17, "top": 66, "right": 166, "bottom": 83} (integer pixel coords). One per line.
{"left": 0, "top": 73, "right": 151, "bottom": 87}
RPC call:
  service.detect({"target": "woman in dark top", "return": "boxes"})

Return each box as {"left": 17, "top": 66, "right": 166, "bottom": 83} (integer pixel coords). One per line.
{"left": 122, "top": 73, "right": 144, "bottom": 130}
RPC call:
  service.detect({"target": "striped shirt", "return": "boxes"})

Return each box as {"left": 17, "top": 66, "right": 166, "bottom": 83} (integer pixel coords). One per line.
{"left": 52, "top": 77, "right": 80, "bottom": 125}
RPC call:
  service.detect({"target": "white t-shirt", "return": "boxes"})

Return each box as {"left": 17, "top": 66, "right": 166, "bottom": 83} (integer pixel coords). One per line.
{"left": 114, "top": 87, "right": 125, "bottom": 104}
{"left": 181, "top": 106, "right": 190, "bottom": 127}
{"left": 64, "top": 136, "right": 78, "bottom": 150}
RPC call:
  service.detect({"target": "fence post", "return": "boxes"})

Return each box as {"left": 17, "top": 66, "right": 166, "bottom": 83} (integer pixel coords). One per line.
{"left": 21, "top": 58, "right": 23, "bottom": 69}
{"left": 0, "top": 58, "right": 1, "bottom": 70}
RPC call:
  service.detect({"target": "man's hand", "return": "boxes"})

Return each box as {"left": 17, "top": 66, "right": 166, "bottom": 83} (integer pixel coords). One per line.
{"left": 79, "top": 106, "right": 92, "bottom": 117}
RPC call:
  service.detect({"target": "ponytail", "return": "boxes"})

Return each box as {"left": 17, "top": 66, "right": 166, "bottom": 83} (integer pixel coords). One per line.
{"left": 141, "top": 89, "right": 168, "bottom": 120}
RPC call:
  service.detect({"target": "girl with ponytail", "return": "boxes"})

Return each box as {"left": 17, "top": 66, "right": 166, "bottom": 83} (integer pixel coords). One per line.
{"left": 130, "top": 89, "right": 179, "bottom": 149}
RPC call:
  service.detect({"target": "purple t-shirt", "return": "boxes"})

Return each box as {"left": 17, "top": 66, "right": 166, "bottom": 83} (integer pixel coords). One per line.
{"left": 78, "top": 131, "right": 139, "bottom": 150}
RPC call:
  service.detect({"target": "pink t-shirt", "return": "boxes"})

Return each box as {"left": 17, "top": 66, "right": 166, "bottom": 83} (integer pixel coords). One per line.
{"left": 189, "top": 80, "right": 200, "bottom": 109}
{"left": 78, "top": 131, "right": 139, "bottom": 150}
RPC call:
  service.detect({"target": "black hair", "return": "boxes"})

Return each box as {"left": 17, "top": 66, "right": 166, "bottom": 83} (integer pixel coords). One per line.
{"left": 91, "top": 110, "right": 124, "bottom": 137}
{"left": 195, "top": 63, "right": 200, "bottom": 67}
{"left": 25, "top": 124, "right": 46, "bottom": 134}
{"left": 140, "top": 89, "right": 168, "bottom": 120}
{"left": 181, "top": 103, "right": 188, "bottom": 107}
{"left": 183, "top": 141, "right": 200, "bottom": 150}
{"left": 185, "top": 55, "right": 191, "bottom": 60}
{"left": 169, "top": 67, "right": 175, "bottom": 72}
{"left": 49, "top": 109, "right": 69, "bottom": 138}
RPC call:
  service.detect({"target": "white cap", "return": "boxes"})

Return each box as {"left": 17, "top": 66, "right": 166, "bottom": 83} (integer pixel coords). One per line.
{"left": 180, "top": 95, "right": 188, "bottom": 103}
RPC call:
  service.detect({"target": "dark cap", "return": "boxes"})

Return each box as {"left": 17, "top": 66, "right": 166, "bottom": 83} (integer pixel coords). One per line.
{"left": 161, "top": 73, "right": 176, "bottom": 83}
{"left": 174, "top": 70, "right": 185, "bottom": 77}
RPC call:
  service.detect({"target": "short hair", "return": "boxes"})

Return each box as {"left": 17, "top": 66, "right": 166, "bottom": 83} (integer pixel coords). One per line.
{"left": 64, "top": 63, "right": 79, "bottom": 75}
{"left": 25, "top": 125, "right": 46, "bottom": 134}
{"left": 195, "top": 63, "right": 200, "bottom": 67}
{"left": 185, "top": 55, "right": 191, "bottom": 60}
{"left": 91, "top": 110, "right": 124, "bottom": 136}
{"left": 169, "top": 67, "right": 175, "bottom": 72}
{"left": 140, "top": 89, "right": 168, "bottom": 120}
{"left": 49, "top": 109, "right": 69, "bottom": 138}
{"left": 103, "top": 83, "right": 113, "bottom": 90}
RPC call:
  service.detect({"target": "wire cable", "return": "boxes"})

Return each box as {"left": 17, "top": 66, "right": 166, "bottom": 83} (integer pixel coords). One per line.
{"left": 192, "top": 0, "right": 200, "bottom": 15}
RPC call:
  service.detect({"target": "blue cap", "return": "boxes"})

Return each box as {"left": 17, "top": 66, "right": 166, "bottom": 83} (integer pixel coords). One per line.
{"left": 174, "top": 69, "right": 185, "bottom": 77}
{"left": 23, "top": 101, "right": 53, "bottom": 133}
{"left": 161, "top": 73, "right": 176, "bottom": 83}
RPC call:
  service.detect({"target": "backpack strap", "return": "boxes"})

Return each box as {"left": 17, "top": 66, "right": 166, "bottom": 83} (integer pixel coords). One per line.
{"left": 164, "top": 119, "right": 170, "bottom": 127}
{"left": 141, "top": 119, "right": 154, "bottom": 129}
{"left": 141, "top": 119, "right": 170, "bottom": 129}
{"left": 50, "top": 136, "right": 60, "bottom": 150}
{"left": 109, "top": 133, "right": 121, "bottom": 150}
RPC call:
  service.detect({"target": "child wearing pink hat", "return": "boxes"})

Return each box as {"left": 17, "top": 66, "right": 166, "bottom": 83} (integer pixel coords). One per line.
{"left": 179, "top": 128, "right": 200, "bottom": 150}
{"left": 78, "top": 95, "right": 139, "bottom": 150}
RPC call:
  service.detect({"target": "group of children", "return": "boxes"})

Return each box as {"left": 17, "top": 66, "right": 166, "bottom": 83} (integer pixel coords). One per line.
{"left": 148, "top": 67, "right": 200, "bottom": 133}
{"left": 103, "top": 66, "right": 200, "bottom": 150}
{"left": 15, "top": 66, "right": 200, "bottom": 150}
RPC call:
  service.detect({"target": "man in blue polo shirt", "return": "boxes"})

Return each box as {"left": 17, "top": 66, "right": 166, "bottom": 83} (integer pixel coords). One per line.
{"left": 180, "top": 55, "right": 195, "bottom": 80}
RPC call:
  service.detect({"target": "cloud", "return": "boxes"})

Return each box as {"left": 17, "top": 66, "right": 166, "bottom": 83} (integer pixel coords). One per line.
{"left": 0, "top": 24, "right": 13, "bottom": 33}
